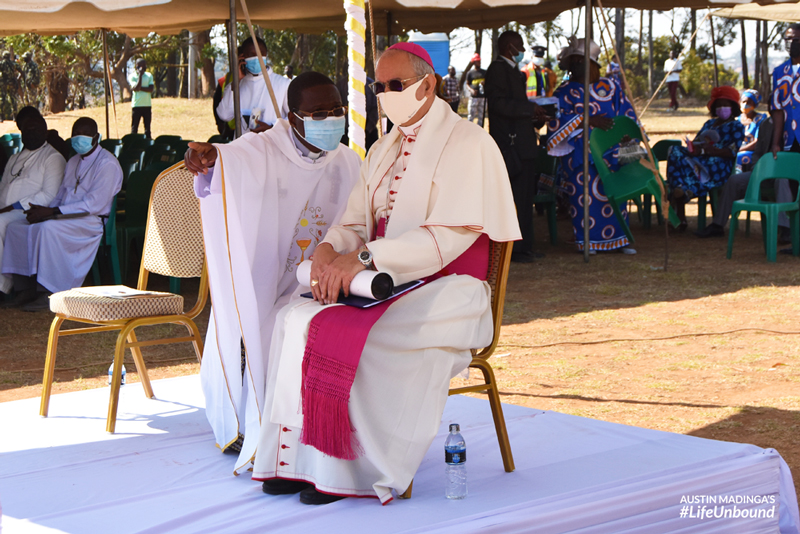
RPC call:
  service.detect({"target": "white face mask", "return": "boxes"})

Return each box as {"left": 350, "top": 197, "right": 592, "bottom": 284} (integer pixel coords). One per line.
{"left": 532, "top": 57, "right": 545, "bottom": 67}
{"left": 377, "top": 77, "right": 429, "bottom": 126}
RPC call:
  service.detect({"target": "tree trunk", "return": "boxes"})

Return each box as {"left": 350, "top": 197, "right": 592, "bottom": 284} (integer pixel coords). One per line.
{"left": 740, "top": 20, "right": 749, "bottom": 90}
{"left": 637, "top": 9, "right": 643, "bottom": 74}
{"left": 491, "top": 28, "right": 499, "bottom": 61}
{"left": 615, "top": 8, "right": 625, "bottom": 68}
{"left": 474, "top": 30, "right": 483, "bottom": 55}
{"left": 167, "top": 49, "right": 179, "bottom": 97}
{"left": 690, "top": 9, "right": 697, "bottom": 51}
{"left": 754, "top": 20, "right": 761, "bottom": 90}
{"left": 180, "top": 30, "right": 189, "bottom": 99}
{"left": 761, "top": 21, "right": 770, "bottom": 96}
{"left": 195, "top": 30, "right": 216, "bottom": 97}
{"left": 46, "top": 69, "right": 69, "bottom": 113}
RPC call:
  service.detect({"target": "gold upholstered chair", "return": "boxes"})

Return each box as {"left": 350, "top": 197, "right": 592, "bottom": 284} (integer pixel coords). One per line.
{"left": 400, "top": 239, "right": 515, "bottom": 499}
{"left": 40, "top": 162, "right": 208, "bottom": 433}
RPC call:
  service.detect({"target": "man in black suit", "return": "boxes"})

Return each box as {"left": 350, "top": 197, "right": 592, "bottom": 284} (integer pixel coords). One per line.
{"left": 485, "top": 30, "right": 548, "bottom": 263}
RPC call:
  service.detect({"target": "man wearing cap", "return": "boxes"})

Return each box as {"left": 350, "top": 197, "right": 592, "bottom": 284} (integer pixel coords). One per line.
{"left": 486, "top": 31, "right": 549, "bottom": 263}
{"left": 462, "top": 54, "right": 486, "bottom": 127}
{"left": 521, "top": 45, "right": 547, "bottom": 100}
{"left": 251, "top": 42, "right": 520, "bottom": 505}
{"left": 443, "top": 65, "right": 461, "bottom": 113}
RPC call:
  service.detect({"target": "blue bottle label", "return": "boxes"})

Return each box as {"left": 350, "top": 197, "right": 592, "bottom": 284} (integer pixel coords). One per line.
{"left": 445, "top": 450, "right": 466, "bottom": 464}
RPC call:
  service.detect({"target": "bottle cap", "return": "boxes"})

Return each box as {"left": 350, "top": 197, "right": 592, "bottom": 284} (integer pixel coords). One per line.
{"left": 449, "top": 423, "right": 459, "bottom": 432}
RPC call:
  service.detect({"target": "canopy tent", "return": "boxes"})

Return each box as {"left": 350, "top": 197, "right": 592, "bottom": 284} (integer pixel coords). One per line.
{"left": 713, "top": 1, "right": 800, "bottom": 22}
{"left": 0, "top": 0, "right": 787, "bottom": 37}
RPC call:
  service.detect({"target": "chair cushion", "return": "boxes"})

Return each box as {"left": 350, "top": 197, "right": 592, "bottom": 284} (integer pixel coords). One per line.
{"left": 50, "top": 288, "right": 184, "bottom": 322}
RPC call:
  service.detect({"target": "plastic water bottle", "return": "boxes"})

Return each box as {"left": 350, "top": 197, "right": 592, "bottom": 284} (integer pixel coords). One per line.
{"left": 445, "top": 423, "right": 467, "bottom": 499}
{"left": 108, "top": 362, "right": 126, "bottom": 386}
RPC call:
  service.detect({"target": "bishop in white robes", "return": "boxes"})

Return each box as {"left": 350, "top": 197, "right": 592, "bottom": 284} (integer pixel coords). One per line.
{"left": 216, "top": 36, "right": 290, "bottom": 134}
{"left": 2, "top": 117, "right": 122, "bottom": 310}
{"left": 187, "top": 72, "right": 360, "bottom": 473}
{"left": 252, "top": 44, "right": 521, "bottom": 505}
{"left": 0, "top": 112, "right": 65, "bottom": 297}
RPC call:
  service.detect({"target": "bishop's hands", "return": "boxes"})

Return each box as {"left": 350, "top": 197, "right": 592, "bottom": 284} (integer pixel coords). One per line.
{"left": 185, "top": 142, "right": 217, "bottom": 175}
{"left": 309, "top": 243, "right": 366, "bottom": 305}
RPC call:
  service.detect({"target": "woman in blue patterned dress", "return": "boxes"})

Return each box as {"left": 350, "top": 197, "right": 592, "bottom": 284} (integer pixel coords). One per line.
{"left": 666, "top": 85, "right": 745, "bottom": 231}
{"left": 547, "top": 37, "right": 638, "bottom": 253}
{"left": 736, "top": 89, "right": 766, "bottom": 172}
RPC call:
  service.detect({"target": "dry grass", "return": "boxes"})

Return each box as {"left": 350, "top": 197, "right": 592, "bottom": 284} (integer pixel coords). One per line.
{"left": 0, "top": 97, "right": 219, "bottom": 142}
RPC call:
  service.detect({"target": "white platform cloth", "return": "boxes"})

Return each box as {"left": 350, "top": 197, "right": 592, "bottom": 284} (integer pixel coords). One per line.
{"left": 0, "top": 375, "right": 797, "bottom": 534}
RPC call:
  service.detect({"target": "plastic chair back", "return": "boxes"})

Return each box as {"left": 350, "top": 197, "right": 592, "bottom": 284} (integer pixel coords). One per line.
{"left": 100, "top": 139, "right": 123, "bottom": 158}
{"left": 124, "top": 170, "right": 161, "bottom": 228}
{"left": 589, "top": 116, "right": 644, "bottom": 179}
{"left": 121, "top": 133, "right": 147, "bottom": 151}
{"left": 143, "top": 145, "right": 176, "bottom": 169}
{"left": 207, "top": 134, "right": 230, "bottom": 144}
{"left": 745, "top": 152, "right": 800, "bottom": 203}
{"left": 651, "top": 139, "right": 681, "bottom": 163}
{"left": 154, "top": 135, "right": 182, "bottom": 146}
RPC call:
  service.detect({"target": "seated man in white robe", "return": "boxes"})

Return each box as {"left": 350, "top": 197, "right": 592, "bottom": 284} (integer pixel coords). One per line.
{"left": 251, "top": 43, "right": 521, "bottom": 505}
{"left": 215, "top": 36, "right": 290, "bottom": 134}
{"left": 0, "top": 112, "right": 65, "bottom": 301}
{"left": 185, "top": 72, "right": 360, "bottom": 473}
{"left": 2, "top": 117, "right": 122, "bottom": 311}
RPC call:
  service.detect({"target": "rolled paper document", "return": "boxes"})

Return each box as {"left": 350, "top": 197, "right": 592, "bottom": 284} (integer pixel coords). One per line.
{"left": 296, "top": 260, "right": 394, "bottom": 300}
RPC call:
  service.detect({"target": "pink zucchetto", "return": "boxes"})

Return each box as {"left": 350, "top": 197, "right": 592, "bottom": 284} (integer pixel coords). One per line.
{"left": 388, "top": 42, "right": 434, "bottom": 69}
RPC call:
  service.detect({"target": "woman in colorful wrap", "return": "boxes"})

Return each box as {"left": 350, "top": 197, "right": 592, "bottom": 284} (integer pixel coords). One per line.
{"left": 666, "top": 85, "right": 745, "bottom": 231}
{"left": 546, "top": 37, "right": 638, "bottom": 254}
{"left": 737, "top": 89, "right": 766, "bottom": 172}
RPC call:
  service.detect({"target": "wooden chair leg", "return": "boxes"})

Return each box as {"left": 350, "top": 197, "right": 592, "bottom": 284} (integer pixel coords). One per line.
{"left": 399, "top": 479, "right": 413, "bottom": 499}
{"left": 39, "top": 316, "right": 65, "bottom": 417}
{"left": 126, "top": 330, "right": 154, "bottom": 399}
{"left": 107, "top": 327, "right": 131, "bottom": 433}
{"left": 473, "top": 359, "right": 515, "bottom": 473}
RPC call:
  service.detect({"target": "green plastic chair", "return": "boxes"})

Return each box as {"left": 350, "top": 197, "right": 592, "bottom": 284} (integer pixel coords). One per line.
{"left": 589, "top": 116, "right": 680, "bottom": 244}
{"left": 0, "top": 133, "right": 11, "bottom": 142}
{"left": 207, "top": 134, "right": 230, "bottom": 144}
{"left": 9, "top": 133, "right": 21, "bottom": 150}
{"left": 91, "top": 196, "right": 122, "bottom": 285}
{"left": 118, "top": 155, "right": 141, "bottom": 188}
{"left": 639, "top": 139, "right": 680, "bottom": 229}
{"left": 696, "top": 187, "right": 721, "bottom": 232}
{"left": 170, "top": 140, "right": 192, "bottom": 161}
{"left": 1, "top": 140, "right": 17, "bottom": 159}
{"left": 727, "top": 153, "right": 800, "bottom": 262}
{"left": 143, "top": 144, "right": 176, "bottom": 169}
{"left": 116, "top": 169, "right": 160, "bottom": 281}
{"left": 121, "top": 133, "right": 147, "bottom": 151}
{"left": 154, "top": 135, "right": 182, "bottom": 146}
{"left": 100, "top": 139, "right": 123, "bottom": 158}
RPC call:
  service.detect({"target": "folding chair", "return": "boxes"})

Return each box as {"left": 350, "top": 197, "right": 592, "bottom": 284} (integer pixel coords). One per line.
{"left": 400, "top": 240, "right": 514, "bottom": 499}
{"left": 41, "top": 163, "right": 208, "bottom": 433}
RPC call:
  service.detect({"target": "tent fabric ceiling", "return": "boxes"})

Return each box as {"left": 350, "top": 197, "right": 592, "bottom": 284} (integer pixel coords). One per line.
{"left": 0, "top": 0, "right": 788, "bottom": 37}
{"left": 713, "top": 1, "right": 800, "bottom": 22}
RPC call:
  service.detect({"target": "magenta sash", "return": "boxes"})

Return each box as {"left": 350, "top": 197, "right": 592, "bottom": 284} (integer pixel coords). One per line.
{"left": 300, "top": 230, "right": 490, "bottom": 460}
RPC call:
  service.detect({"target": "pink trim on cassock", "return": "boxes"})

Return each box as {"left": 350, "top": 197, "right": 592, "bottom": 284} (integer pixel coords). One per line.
{"left": 299, "top": 231, "right": 490, "bottom": 460}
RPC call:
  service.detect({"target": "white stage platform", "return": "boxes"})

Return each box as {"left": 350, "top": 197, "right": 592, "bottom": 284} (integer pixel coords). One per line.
{"left": 0, "top": 375, "right": 798, "bottom": 534}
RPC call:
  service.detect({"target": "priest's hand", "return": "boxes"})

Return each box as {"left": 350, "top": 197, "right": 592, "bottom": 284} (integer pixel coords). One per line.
{"left": 25, "top": 204, "right": 57, "bottom": 224}
{"left": 185, "top": 142, "right": 217, "bottom": 175}
{"left": 251, "top": 121, "right": 272, "bottom": 133}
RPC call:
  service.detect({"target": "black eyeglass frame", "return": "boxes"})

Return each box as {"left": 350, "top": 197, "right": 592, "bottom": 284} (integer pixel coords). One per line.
{"left": 292, "top": 106, "right": 348, "bottom": 121}
{"left": 369, "top": 74, "right": 428, "bottom": 95}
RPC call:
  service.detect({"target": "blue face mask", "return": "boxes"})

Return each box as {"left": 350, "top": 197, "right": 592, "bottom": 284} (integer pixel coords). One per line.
{"left": 244, "top": 56, "right": 268, "bottom": 75}
{"left": 294, "top": 115, "right": 346, "bottom": 152}
{"left": 71, "top": 135, "right": 95, "bottom": 155}
{"left": 513, "top": 52, "right": 525, "bottom": 64}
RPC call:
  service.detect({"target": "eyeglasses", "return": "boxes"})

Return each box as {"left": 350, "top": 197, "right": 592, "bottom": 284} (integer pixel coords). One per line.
{"left": 293, "top": 106, "right": 347, "bottom": 121}
{"left": 369, "top": 75, "right": 427, "bottom": 95}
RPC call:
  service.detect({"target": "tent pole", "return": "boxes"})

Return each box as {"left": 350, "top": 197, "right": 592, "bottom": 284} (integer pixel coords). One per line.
{"left": 386, "top": 10, "right": 392, "bottom": 46}
{"left": 102, "top": 29, "right": 110, "bottom": 140}
{"left": 709, "top": 13, "right": 719, "bottom": 87}
{"left": 583, "top": 0, "right": 592, "bottom": 263}
{"left": 228, "top": 4, "right": 241, "bottom": 138}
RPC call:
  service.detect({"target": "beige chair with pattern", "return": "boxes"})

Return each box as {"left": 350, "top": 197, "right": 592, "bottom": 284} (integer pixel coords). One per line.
{"left": 40, "top": 162, "right": 208, "bottom": 433}
{"left": 400, "top": 239, "right": 515, "bottom": 499}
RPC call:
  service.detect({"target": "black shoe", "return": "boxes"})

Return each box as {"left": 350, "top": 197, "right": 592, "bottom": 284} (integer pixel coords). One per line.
{"left": 0, "top": 288, "right": 36, "bottom": 309}
{"left": 695, "top": 224, "right": 724, "bottom": 238}
{"left": 262, "top": 479, "right": 313, "bottom": 495}
{"left": 21, "top": 292, "right": 52, "bottom": 312}
{"left": 299, "top": 486, "right": 346, "bottom": 505}
{"left": 779, "top": 247, "right": 795, "bottom": 255}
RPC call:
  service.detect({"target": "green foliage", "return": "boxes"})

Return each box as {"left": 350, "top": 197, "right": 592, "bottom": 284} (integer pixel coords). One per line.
{"left": 681, "top": 50, "right": 738, "bottom": 101}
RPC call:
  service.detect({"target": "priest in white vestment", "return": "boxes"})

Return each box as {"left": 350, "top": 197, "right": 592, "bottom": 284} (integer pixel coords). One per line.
{"left": 216, "top": 36, "right": 290, "bottom": 134}
{"left": 2, "top": 117, "right": 122, "bottom": 310}
{"left": 186, "top": 72, "right": 360, "bottom": 473}
{"left": 252, "top": 43, "right": 521, "bottom": 505}
{"left": 0, "top": 113, "right": 65, "bottom": 299}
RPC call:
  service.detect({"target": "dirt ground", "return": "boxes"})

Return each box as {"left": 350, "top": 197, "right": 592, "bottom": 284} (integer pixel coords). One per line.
{"left": 1, "top": 98, "right": 797, "bottom": 496}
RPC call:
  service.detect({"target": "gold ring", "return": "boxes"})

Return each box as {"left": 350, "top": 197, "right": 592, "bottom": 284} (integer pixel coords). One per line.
{"left": 310, "top": 279, "right": 319, "bottom": 287}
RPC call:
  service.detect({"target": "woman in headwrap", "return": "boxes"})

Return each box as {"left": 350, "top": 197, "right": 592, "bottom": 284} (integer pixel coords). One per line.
{"left": 737, "top": 89, "right": 766, "bottom": 172}
{"left": 547, "top": 37, "right": 639, "bottom": 254}
{"left": 666, "top": 85, "right": 745, "bottom": 231}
